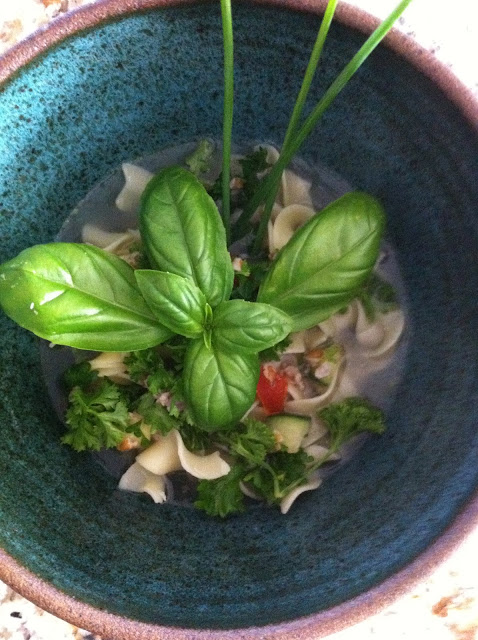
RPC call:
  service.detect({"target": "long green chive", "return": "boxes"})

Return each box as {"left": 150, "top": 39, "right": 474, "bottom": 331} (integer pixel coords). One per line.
{"left": 282, "top": 0, "right": 339, "bottom": 149}
{"left": 257, "top": 0, "right": 338, "bottom": 244}
{"left": 220, "top": 0, "right": 234, "bottom": 244}
{"left": 235, "top": 0, "right": 414, "bottom": 253}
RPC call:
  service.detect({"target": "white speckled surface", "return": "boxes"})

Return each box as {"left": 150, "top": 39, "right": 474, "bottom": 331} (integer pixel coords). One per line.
{"left": 0, "top": 1, "right": 477, "bottom": 639}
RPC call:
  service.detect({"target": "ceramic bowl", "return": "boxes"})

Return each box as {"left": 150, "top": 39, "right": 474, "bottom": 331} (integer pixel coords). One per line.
{"left": 0, "top": 1, "right": 477, "bottom": 638}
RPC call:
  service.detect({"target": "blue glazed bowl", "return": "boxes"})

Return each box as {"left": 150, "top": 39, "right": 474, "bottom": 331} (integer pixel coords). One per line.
{"left": 0, "top": 1, "right": 477, "bottom": 638}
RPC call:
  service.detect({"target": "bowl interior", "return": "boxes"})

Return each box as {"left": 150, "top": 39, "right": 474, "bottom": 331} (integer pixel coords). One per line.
{"left": 0, "top": 2, "right": 477, "bottom": 631}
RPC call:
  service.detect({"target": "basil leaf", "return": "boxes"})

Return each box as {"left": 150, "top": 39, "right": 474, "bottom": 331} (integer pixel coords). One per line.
{"left": 212, "top": 299, "right": 292, "bottom": 353}
{"left": 0, "top": 243, "right": 171, "bottom": 351}
{"left": 140, "top": 166, "right": 234, "bottom": 307}
{"left": 135, "top": 270, "right": 207, "bottom": 338}
{"left": 257, "top": 192, "right": 385, "bottom": 331}
{"left": 183, "top": 339, "right": 260, "bottom": 431}
{"left": 203, "top": 302, "right": 213, "bottom": 350}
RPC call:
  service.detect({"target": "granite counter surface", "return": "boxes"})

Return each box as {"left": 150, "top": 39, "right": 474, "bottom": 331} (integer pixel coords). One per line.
{"left": 1, "top": 1, "right": 477, "bottom": 639}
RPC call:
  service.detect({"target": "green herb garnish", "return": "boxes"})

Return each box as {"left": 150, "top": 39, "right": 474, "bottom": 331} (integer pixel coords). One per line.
{"left": 0, "top": 0, "right": 411, "bottom": 515}
{"left": 0, "top": 168, "right": 384, "bottom": 430}
{"left": 218, "top": 417, "right": 277, "bottom": 465}
{"left": 195, "top": 464, "right": 247, "bottom": 518}
{"left": 196, "top": 398, "right": 386, "bottom": 516}
{"left": 249, "top": 0, "right": 339, "bottom": 240}
{"left": 358, "top": 272, "right": 399, "bottom": 320}
{"left": 185, "top": 139, "right": 215, "bottom": 176}
{"left": 282, "top": 0, "right": 339, "bottom": 149}
{"left": 125, "top": 346, "right": 193, "bottom": 424}
{"left": 134, "top": 392, "right": 179, "bottom": 437}
{"left": 257, "top": 192, "right": 385, "bottom": 331}
{"left": 220, "top": 0, "right": 234, "bottom": 242}
{"left": 63, "top": 379, "right": 132, "bottom": 452}
{"left": 318, "top": 397, "right": 386, "bottom": 452}
{"left": 244, "top": 449, "right": 314, "bottom": 504}
{"left": 63, "top": 361, "right": 98, "bottom": 390}
{"left": 235, "top": 0, "right": 415, "bottom": 251}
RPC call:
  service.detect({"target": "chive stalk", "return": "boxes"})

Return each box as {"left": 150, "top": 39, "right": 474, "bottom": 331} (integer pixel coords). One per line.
{"left": 220, "top": 0, "right": 234, "bottom": 244}
{"left": 257, "top": 0, "right": 338, "bottom": 244}
{"left": 235, "top": 0, "right": 414, "bottom": 253}
{"left": 282, "top": 0, "right": 339, "bottom": 149}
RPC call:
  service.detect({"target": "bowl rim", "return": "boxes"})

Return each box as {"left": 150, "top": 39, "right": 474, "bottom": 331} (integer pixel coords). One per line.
{"left": 1, "top": 0, "right": 477, "bottom": 128}
{"left": 1, "top": 1, "right": 477, "bottom": 638}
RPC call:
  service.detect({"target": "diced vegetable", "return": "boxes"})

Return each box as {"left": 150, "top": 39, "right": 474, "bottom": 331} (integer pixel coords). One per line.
{"left": 266, "top": 414, "right": 310, "bottom": 453}
{"left": 256, "top": 365, "right": 289, "bottom": 414}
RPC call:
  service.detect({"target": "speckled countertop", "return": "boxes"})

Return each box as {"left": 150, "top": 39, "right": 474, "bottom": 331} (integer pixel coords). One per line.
{"left": 1, "top": 1, "right": 477, "bottom": 639}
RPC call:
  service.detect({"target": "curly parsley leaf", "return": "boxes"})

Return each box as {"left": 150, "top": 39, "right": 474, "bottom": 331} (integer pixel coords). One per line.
{"left": 63, "top": 361, "right": 98, "bottom": 390}
{"left": 168, "top": 389, "right": 196, "bottom": 427}
{"left": 148, "top": 370, "right": 195, "bottom": 427}
{"left": 319, "top": 397, "right": 386, "bottom": 452}
{"left": 145, "top": 363, "right": 177, "bottom": 395}
{"left": 185, "top": 139, "right": 215, "bottom": 176}
{"left": 124, "top": 346, "right": 193, "bottom": 424}
{"left": 195, "top": 464, "right": 246, "bottom": 518}
{"left": 244, "top": 449, "right": 313, "bottom": 504}
{"left": 198, "top": 418, "right": 313, "bottom": 515}
{"left": 62, "top": 379, "right": 131, "bottom": 452}
{"left": 135, "top": 392, "right": 179, "bottom": 436}
{"left": 219, "top": 418, "right": 276, "bottom": 465}
{"left": 124, "top": 348, "right": 163, "bottom": 385}
{"left": 358, "top": 272, "right": 399, "bottom": 321}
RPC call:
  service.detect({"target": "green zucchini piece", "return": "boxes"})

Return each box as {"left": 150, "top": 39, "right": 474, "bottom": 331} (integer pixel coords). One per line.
{"left": 266, "top": 414, "right": 310, "bottom": 453}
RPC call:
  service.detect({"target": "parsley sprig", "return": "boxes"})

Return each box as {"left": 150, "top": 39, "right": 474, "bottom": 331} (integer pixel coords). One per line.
{"left": 358, "top": 272, "right": 399, "bottom": 321}
{"left": 63, "top": 378, "right": 132, "bottom": 452}
{"left": 125, "top": 345, "right": 196, "bottom": 425}
{"left": 319, "top": 397, "right": 386, "bottom": 453}
{"left": 244, "top": 450, "right": 314, "bottom": 504}
{"left": 195, "top": 418, "right": 312, "bottom": 516}
{"left": 218, "top": 418, "right": 277, "bottom": 464}
{"left": 195, "top": 399, "right": 386, "bottom": 517}
{"left": 195, "top": 464, "right": 247, "bottom": 518}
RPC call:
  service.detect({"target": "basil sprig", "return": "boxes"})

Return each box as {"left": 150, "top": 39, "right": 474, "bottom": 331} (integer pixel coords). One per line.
{"left": 0, "top": 243, "right": 171, "bottom": 351}
{"left": 212, "top": 299, "right": 292, "bottom": 353}
{"left": 138, "top": 168, "right": 292, "bottom": 428}
{"left": 258, "top": 192, "right": 385, "bottom": 331}
{"left": 135, "top": 270, "right": 208, "bottom": 339}
{"left": 0, "top": 167, "right": 291, "bottom": 430}
{"left": 0, "top": 168, "right": 385, "bottom": 430}
{"left": 140, "top": 166, "right": 234, "bottom": 308}
{"left": 183, "top": 340, "right": 260, "bottom": 430}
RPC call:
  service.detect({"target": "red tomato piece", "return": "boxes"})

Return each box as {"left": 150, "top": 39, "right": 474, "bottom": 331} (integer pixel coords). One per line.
{"left": 256, "top": 365, "right": 289, "bottom": 415}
